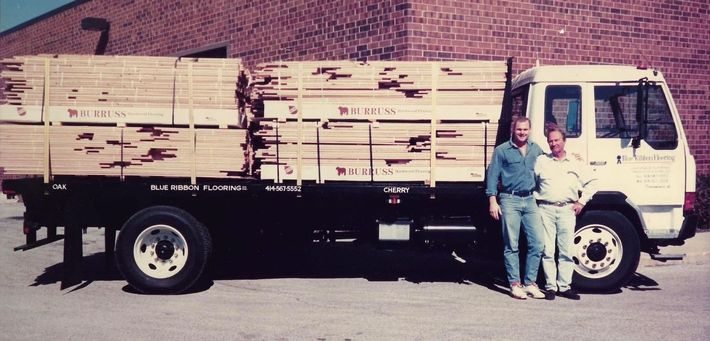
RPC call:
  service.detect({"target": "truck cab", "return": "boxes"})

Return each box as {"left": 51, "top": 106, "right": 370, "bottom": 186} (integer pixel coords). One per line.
{"left": 511, "top": 64, "right": 698, "bottom": 290}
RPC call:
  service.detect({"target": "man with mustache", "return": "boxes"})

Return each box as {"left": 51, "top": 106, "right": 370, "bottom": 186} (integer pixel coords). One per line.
{"left": 534, "top": 127, "right": 597, "bottom": 300}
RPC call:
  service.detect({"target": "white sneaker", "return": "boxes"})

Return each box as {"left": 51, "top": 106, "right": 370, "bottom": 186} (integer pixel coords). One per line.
{"left": 510, "top": 283, "right": 527, "bottom": 300}
{"left": 524, "top": 283, "right": 546, "bottom": 299}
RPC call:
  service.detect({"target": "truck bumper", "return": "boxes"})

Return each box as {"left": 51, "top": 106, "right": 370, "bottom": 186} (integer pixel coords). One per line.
{"left": 653, "top": 214, "right": 698, "bottom": 247}
{"left": 678, "top": 213, "right": 698, "bottom": 241}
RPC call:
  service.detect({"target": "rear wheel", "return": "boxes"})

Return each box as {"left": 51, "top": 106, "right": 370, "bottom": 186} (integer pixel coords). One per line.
{"left": 116, "top": 206, "right": 211, "bottom": 294}
{"left": 572, "top": 211, "right": 640, "bottom": 291}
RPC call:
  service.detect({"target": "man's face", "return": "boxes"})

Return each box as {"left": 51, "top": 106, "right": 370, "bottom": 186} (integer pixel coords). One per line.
{"left": 547, "top": 130, "right": 566, "bottom": 156}
{"left": 512, "top": 120, "right": 530, "bottom": 144}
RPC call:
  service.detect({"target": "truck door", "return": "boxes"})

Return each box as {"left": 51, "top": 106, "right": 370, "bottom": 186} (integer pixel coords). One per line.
{"left": 586, "top": 82, "right": 685, "bottom": 238}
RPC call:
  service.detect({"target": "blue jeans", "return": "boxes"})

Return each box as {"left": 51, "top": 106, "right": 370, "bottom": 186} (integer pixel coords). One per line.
{"left": 539, "top": 204, "right": 576, "bottom": 291}
{"left": 499, "top": 193, "right": 544, "bottom": 286}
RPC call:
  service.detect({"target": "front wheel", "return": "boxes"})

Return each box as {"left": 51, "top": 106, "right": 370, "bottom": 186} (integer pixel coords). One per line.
{"left": 572, "top": 211, "right": 640, "bottom": 291}
{"left": 116, "top": 206, "right": 212, "bottom": 294}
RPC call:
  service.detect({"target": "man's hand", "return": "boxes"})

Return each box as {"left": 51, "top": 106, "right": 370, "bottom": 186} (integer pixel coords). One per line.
{"left": 572, "top": 201, "right": 584, "bottom": 215}
{"left": 489, "top": 197, "right": 502, "bottom": 220}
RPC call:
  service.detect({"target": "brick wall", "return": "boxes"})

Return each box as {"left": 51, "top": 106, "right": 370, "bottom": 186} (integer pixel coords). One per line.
{"left": 1, "top": 0, "right": 708, "bottom": 173}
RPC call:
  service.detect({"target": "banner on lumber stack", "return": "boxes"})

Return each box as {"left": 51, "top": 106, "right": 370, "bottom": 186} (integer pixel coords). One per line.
{"left": 0, "top": 124, "right": 250, "bottom": 179}
{"left": 249, "top": 60, "right": 507, "bottom": 183}
{"left": 0, "top": 54, "right": 248, "bottom": 127}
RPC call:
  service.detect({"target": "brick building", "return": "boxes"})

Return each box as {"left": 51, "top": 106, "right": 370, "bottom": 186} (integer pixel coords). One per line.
{"left": 1, "top": 0, "right": 708, "bottom": 173}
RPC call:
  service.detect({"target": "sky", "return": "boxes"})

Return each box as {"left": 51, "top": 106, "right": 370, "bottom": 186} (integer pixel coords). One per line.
{"left": 0, "top": 0, "right": 74, "bottom": 33}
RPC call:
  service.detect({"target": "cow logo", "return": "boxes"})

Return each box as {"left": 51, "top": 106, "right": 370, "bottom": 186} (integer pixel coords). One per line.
{"left": 338, "top": 106, "right": 348, "bottom": 116}
{"left": 68, "top": 109, "right": 78, "bottom": 118}
{"left": 336, "top": 166, "right": 346, "bottom": 176}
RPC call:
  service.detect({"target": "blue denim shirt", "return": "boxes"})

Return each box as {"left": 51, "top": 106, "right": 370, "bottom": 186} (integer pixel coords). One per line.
{"left": 485, "top": 139, "right": 544, "bottom": 197}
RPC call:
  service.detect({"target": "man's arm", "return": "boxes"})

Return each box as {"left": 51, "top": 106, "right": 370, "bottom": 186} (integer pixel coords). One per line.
{"left": 489, "top": 196, "right": 502, "bottom": 221}
{"left": 574, "top": 159, "right": 598, "bottom": 215}
{"left": 486, "top": 149, "right": 503, "bottom": 220}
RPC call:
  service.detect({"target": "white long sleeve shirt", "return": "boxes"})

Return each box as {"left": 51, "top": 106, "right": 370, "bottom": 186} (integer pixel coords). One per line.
{"left": 533, "top": 153, "right": 597, "bottom": 205}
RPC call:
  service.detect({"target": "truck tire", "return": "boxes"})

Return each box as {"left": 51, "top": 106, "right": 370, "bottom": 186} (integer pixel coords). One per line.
{"left": 115, "top": 206, "right": 212, "bottom": 294}
{"left": 572, "top": 211, "right": 640, "bottom": 292}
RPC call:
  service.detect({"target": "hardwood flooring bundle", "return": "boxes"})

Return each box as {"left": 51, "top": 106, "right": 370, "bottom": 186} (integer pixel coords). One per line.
{"left": 0, "top": 54, "right": 248, "bottom": 127}
{"left": 252, "top": 120, "right": 498, "bottom": 183}
{"left": 0, "top": 124, "right": 249, "bottom": 179}
{"left": 249, "top": 60, "right": 506, "bottom": 121}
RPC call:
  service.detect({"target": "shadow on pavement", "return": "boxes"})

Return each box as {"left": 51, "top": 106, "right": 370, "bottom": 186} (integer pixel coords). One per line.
{"left": 29, "top": 241, "right": 510, "bottom": 295}
{"left": 28, "top": 241, "right": 660, "bottom": 296}
{"left": 624, "top": 272, "right": 660, "bottom": 291}
{"left": 31, "top": 253, "right": 123, "bottom": 289}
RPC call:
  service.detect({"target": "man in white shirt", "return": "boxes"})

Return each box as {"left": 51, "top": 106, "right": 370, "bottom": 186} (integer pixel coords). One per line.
{"left": 534, "top": 128, "right": 597, "bottom": 300}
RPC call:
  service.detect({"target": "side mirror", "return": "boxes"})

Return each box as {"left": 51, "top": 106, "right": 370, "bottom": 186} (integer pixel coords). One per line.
{"left": 634, "top": 78, "right": 653, "bottom": 149}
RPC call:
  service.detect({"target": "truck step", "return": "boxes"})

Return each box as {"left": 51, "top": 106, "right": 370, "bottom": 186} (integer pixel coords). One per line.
{"left": 649, "top": 253, "right": 685, "bottom": 262}
{"left": 14, "top": 235, "right": 65, "bottom": 251}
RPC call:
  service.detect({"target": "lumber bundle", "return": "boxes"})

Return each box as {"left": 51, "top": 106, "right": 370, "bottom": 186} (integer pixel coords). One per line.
{"left": 0, "top": 124, "right": 249, "bottom": 178}
{"left": 249, "top": 60, "right": 507, "bottom": 183}
{"left": 252, "top": 120, "right": 497, "bottom": 182}
{"left": 0, "top": 54, "right": 247, "bottom": 127}
{"left": 250, "top": 60, "right": 506, "bottom": 121}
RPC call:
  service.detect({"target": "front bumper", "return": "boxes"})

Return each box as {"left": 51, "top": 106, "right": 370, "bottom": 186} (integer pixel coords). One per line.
{"left": 654, "top": 214, "right": 698, "bottom": 247}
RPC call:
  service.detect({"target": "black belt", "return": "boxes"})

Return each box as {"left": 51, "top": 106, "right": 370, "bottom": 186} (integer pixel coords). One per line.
{"left": 501, "top": 189, "right": 534, "bottom": 197}
{"left": 537, "top": 200, "right": 574, "bottom": 207}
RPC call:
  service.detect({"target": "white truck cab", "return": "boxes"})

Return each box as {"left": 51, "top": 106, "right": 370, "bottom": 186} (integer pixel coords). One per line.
{"left": 511, "top": 64, "right": 698, "bottom": 290}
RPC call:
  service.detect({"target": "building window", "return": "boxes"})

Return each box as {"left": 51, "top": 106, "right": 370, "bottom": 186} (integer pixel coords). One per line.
{"left": 180, "top": 46, "right": 227, "bottom": 58}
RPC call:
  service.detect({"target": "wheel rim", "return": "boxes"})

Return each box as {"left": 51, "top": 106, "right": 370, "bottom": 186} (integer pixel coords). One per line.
{"left": 573, "top": 224, "right": 623, "bottom": 279}
{"left": 133, "top": 224, "right": 189, "bottom": 279}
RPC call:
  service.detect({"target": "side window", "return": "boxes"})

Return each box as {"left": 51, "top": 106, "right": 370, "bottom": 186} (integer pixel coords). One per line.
{"left": 594, "top": 85, "right": 677, "bottom": 149}
{"left": 645, "top": 86, "right": 678, "bottom": 150}
{"left": 511, "top": 86, "right": 528, "bottom": 119}
{"left": 594, "top": 86, "right": 639, "bottom": 138}
{"left": 544, "top": 86, "right": 581, "bottom": 138}
{"left": 498, "top": 85, "right": 529, "bottom": 143}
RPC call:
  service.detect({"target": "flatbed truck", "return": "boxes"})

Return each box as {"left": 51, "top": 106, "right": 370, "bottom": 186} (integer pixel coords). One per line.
{"left": 2, "top": 60, "right": 698, "bottom": 294}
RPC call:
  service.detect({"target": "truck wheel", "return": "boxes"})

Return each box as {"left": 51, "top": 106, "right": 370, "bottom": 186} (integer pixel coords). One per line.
{"left": 116, "top": 206, "right": 212, "bottom": 294}
{"left": 572, "top": 211, "right": 640, "bottom": 292}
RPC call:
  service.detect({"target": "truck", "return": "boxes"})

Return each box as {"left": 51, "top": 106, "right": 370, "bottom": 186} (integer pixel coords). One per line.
{"left": 0, "top": 55, "right": 698, "bottom": 294}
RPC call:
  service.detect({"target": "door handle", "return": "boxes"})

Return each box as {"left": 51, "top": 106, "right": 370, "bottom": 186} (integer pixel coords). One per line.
{"left": 589, "top": 161, "right": 607, "bottom": 166}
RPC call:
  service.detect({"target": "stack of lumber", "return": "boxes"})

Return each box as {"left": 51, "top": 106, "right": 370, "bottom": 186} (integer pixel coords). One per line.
{"left": 253, "top": 121, "right": 497, "bottom": 182}
{"left": 0, "top": 54, "right": 247, "bottom": 127}
{"left": 249, "top": 60, "right": 506, "bottom": 183}
{"left": 0, "top": 124, "right": 249, "bottom": 178}
{"left": 250, "top": 60, "right": 505, "bottom": 121}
